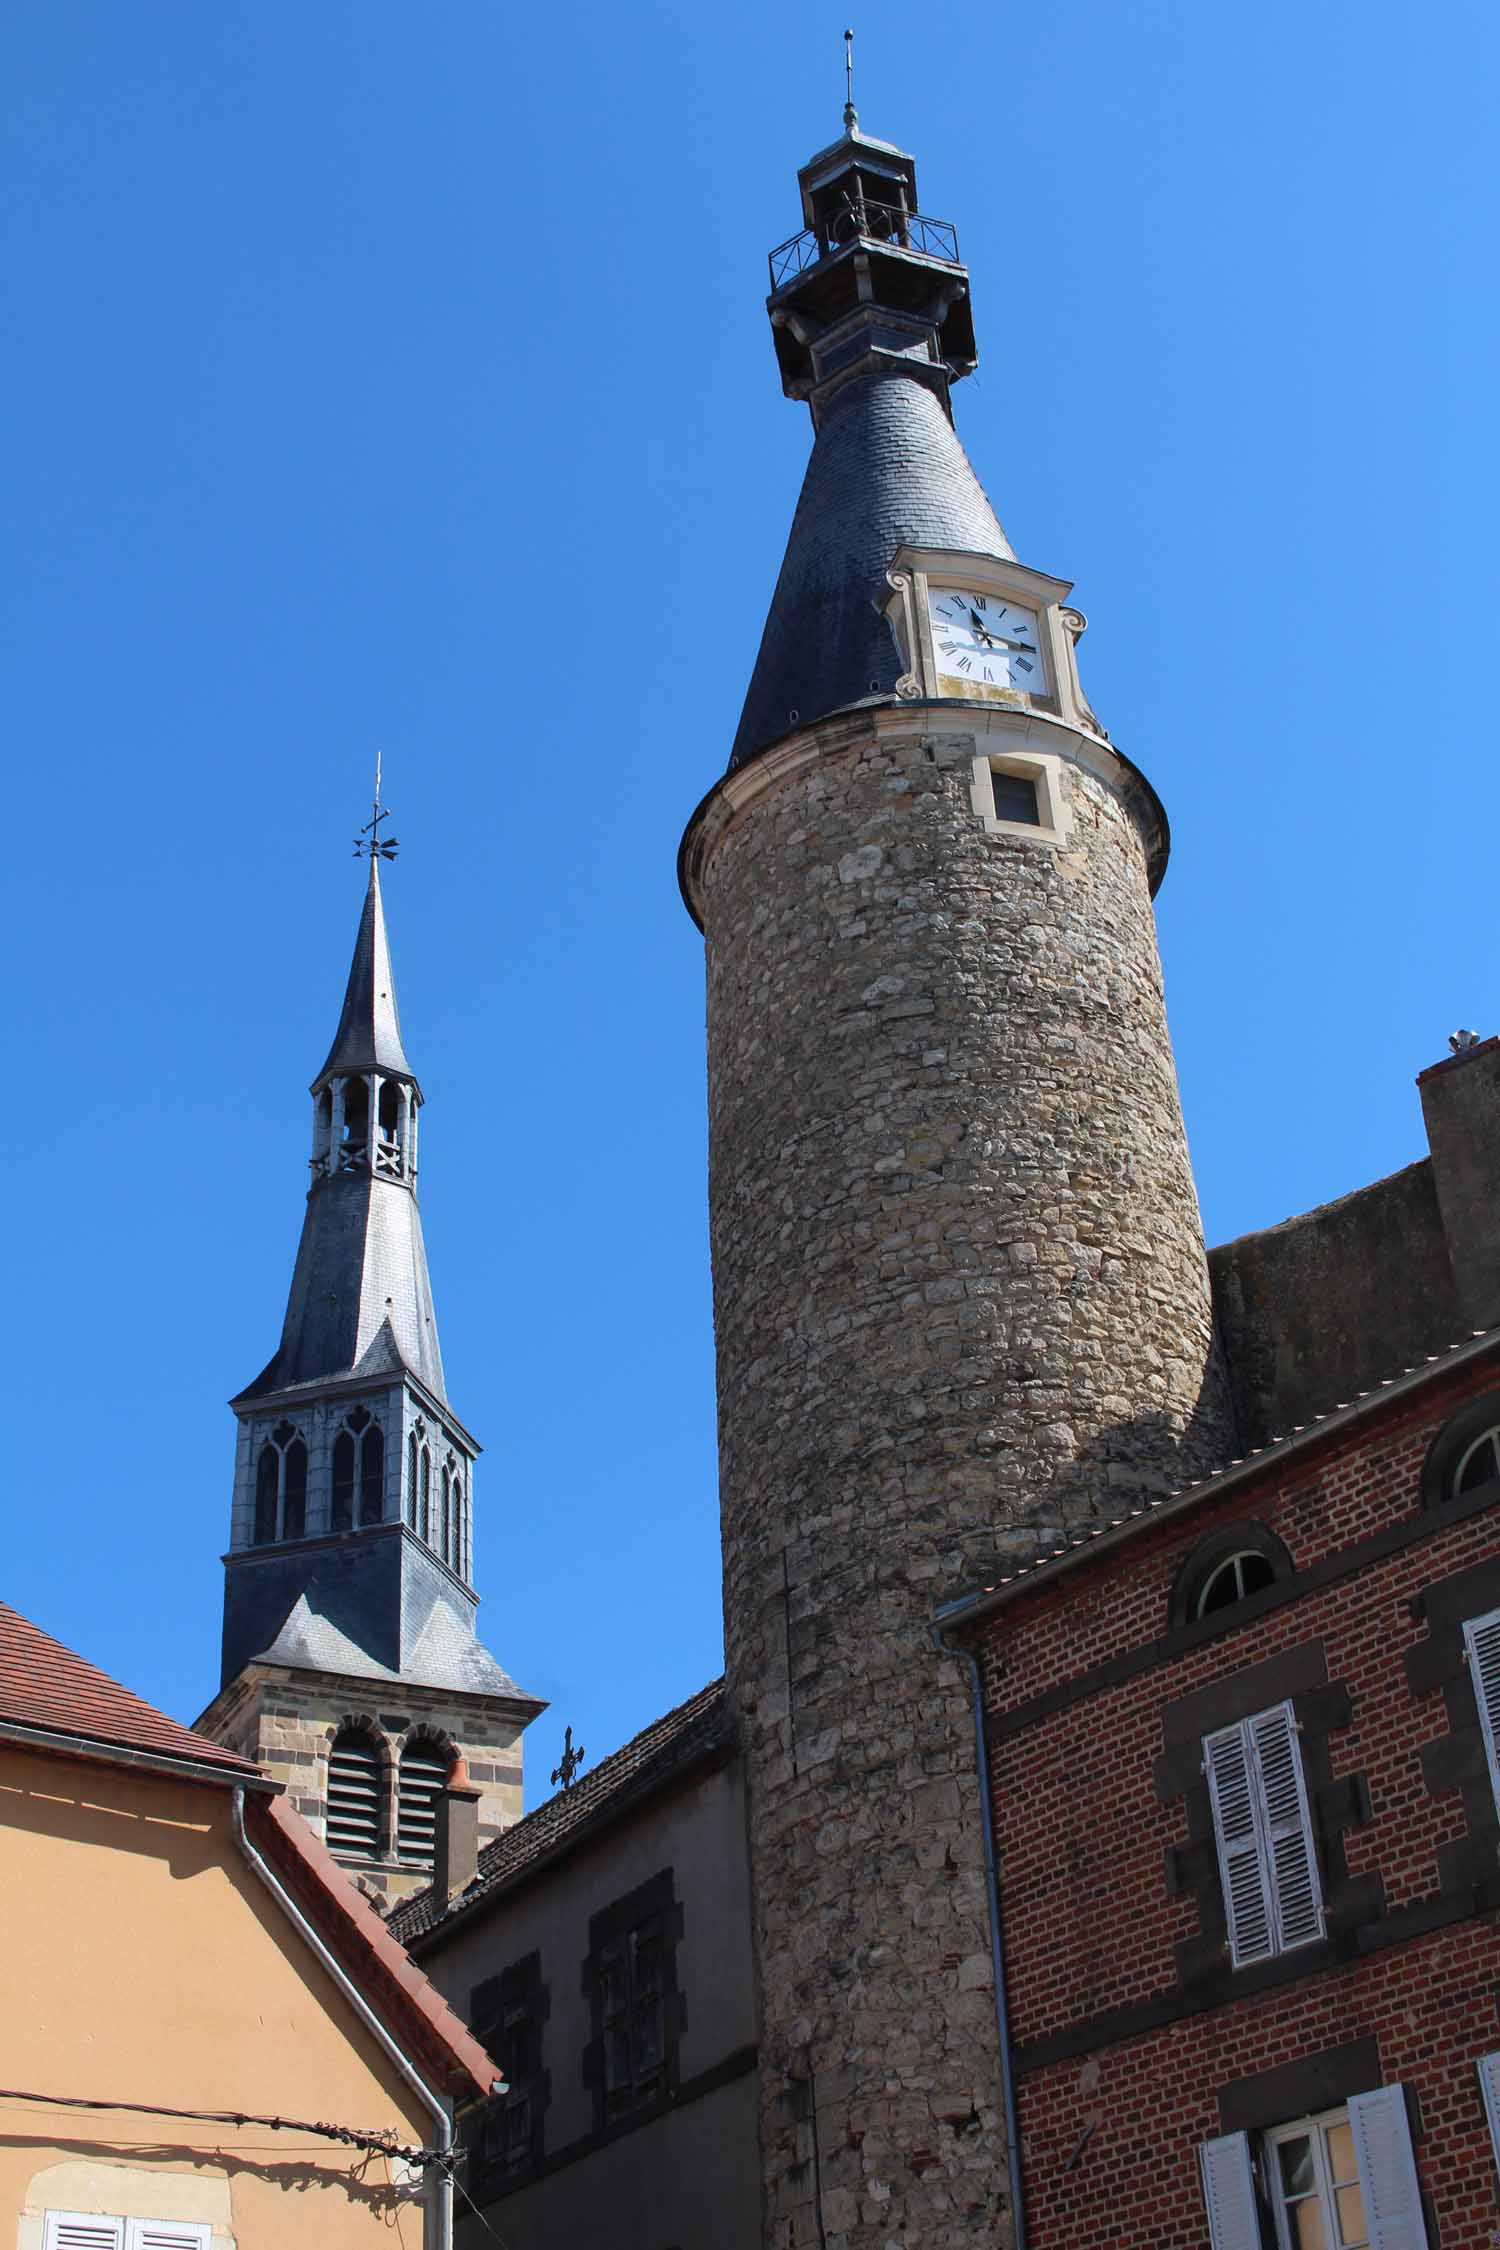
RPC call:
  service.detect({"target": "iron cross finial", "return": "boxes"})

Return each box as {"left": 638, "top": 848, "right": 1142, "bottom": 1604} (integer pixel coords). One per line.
{"left": 551, "top": 1725, "right": 586, "bottom": 1793}
{"left": 354, "top": 752, "right": 400, "bottom": 862}
{"left": 843, "top": 28, "right": 858, "bottom": 133}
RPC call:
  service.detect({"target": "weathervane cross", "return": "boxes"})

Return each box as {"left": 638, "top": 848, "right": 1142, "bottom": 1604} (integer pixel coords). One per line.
{"left": 551, "top": 1725, "right": 586, "bottom": 1793}
{"left": 354, "top": 752, "right": 400, "bottom": 862}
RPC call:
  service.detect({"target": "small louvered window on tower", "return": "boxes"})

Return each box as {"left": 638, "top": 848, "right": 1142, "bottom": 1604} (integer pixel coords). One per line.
{"left": 406, "top": 1429, "right": 419, "bottom": 1528}
{"left": 331, "top": 1430, "right": 356, "bottom": 1532}
{"left": 359, "top": 1422, "right": 384, "bottom": 1525}
{"left": 398, "top": 1738, "right": 450, "bottom": 1864}
{"left": 253, "top": 1445, "right": 279, "bottom": 1545}
{"left": 326, "top": 1727, "right": 384, "bottom": 1859}
{"left": 1204, "top": 1700, "right": 1323, "bottom": 1968}
{"left": 282, "top": 1438, "right": 308, "bottom": 1540}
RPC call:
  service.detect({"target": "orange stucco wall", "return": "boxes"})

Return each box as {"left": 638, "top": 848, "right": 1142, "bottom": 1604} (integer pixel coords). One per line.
{"left": 0, "top": 1744, "right": 432, "bottom": 2249}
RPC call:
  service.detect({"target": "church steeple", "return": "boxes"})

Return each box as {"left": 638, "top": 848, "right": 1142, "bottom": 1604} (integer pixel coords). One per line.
{"left": 246, "top": 854, "right": 444, "bottom": 1402}
{"left": 199, "top": 824, "right": 542, "bottom": 1903}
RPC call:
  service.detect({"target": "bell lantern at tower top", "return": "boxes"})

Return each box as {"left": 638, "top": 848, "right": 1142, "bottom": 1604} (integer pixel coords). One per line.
{"left": 766, "top": 118, "right": 977, "bottom": 419}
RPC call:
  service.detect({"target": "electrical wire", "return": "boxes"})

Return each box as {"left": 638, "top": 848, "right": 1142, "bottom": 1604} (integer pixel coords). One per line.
{"left": 0, "top": 2086, "right": 430, "bottom": 2166}
{"left": 447, "top": 2157, "right": 515, "bottom": 2249}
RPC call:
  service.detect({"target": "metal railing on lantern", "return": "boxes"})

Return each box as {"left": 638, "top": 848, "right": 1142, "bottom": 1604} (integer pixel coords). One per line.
{"left": 768, "top": 202, "right": 961, "bottom": 291}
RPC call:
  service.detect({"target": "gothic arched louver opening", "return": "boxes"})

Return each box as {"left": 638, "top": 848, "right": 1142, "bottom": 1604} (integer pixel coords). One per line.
{"left": 397, "top": 1737, "right": 451, "bottom": 1865}
{"left": 253, "top": 1445, "right": 279, "bottom": 1546}
{"left": 282, "top": 1437, "right": 308, "bottom": 1540}
{"left": 359, "top": 1421, "right": 384, "bottom": 1525}
{"left": 331, "top": 1430, "right": 356, "bottom": 1533}
{"left": 326, "top": 1726, "right": 384, "bottom": 1859}
{"left": 406, "top": 1429, "right": 419, "bottom": 1530}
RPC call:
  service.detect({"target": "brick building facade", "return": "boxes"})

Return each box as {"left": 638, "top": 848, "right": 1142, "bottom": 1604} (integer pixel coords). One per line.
{"left": 941, "top": 1327, "right": 1500, "bottom": 2249}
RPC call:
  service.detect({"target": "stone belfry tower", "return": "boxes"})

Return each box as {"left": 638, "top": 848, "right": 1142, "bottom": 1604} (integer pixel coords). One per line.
{"left": 679, "top": 107, "right": 1234, "bottom": 2247}
{"left": 198, "top": 816, "right": 541, "bottom": 1905}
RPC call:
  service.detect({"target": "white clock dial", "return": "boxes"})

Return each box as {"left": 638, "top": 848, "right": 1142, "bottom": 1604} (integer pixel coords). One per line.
{"left": 928, "top": 588, "right": 1043, "bottom": 692}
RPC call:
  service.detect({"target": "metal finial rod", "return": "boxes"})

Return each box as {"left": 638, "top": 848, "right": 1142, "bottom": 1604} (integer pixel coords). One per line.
{"left": 843, "top": 28, "right": 858, "bottom": 132}
{"left": 353, "top": 751, "right": 400, "bottom": 862}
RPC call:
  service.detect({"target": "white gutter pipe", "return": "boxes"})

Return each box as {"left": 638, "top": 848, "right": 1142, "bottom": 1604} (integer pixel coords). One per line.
{"left": 231, "top": 1787, "right": 455, "bottom": 2250}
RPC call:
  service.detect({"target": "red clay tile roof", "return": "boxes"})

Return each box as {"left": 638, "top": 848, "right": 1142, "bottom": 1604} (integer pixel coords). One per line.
{"left": 0, "top": 1602, "right": 262, "bottom": 1778}
{"left": 250, "top": 1791, "right": 501, "bottom": 2107}
{"left": 390, "top": 1678, "right": 732, "bottom": 1948}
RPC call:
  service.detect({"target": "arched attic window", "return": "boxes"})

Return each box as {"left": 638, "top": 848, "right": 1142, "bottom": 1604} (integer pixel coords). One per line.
{"left": 397, "top": 1736, "right": 452, "bottom": 1867}
{"left": 1169, "top": 1523, "right": 1293, "bottom": 1630}
{"left": 1420, "top": 1396, "right": 1500, "bottom": 1507}
{"left": 327, "top": 1725, "right": 385, "bottom": 1859}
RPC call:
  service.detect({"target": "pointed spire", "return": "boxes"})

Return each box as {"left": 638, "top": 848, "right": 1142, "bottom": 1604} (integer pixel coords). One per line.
{"left": 314, "top": 855, "right": 415, "bottom": 1088}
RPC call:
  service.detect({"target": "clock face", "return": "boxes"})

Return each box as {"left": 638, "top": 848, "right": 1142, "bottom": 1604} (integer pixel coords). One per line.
{"left": 928, "top": 588, "right": 1043, "bottom": 692}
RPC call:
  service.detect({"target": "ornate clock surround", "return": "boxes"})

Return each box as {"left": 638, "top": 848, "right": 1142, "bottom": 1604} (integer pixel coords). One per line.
{"left": 883, "top": 544, "right": 1098, "bottom": 733}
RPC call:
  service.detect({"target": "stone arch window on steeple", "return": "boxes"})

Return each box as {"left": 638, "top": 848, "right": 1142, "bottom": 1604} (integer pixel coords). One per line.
{"left": 331, "top": 1430, "right": 356, "bottom": 1533}
{"left": 311, "top": 1086, "right": 334, "bottom": 1180}
{"left": 254, "top": 1445, "right": 279, "bottom": 1545}
{"left": 359, "top": 1420, "right": 384, "bottom": 1525}
{"left": 420, "top": 1444, "right": 432, "bottom": 1544}
{"left": 327, "top": 1723, "right": 386, "bottom": 1859}
{"left": 252, "top": 1422, "right": 308, "bottom": 1545}
{"left": 397, "top": 1734, "right": 453, "bottom": 1866}
{"left": 406, "top": 1428, "right": 419, "bottom": 1530}
{"left": 282, "top": 1437, "right": 308, "bottom": 1540}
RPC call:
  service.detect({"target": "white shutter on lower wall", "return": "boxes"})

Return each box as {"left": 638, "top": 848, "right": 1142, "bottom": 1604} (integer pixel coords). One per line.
{"left": 1478, "top": 2051, "right": 1500, "bottom": 2175}
{"left": 1204, "top": 1725, "right": 1274, "bottom": 1966}
{"left": 124, "top": 2227, "right": 211, "bottom": 2250}
{"left": 1463, "top": 1609, "right": 1500, "bottom": 1814}
{"left": 1198, "top": 2131, "right": 1262, "bottom": 2250}
{"left": 1348, "top": 2085, "right": 1429, "bottom": 2250}
{"left": 42, "top": 2218, "right": 126, "bottom": 2250}
{"left": 1249, "top": 1702, "right": 1325, "bottom": 1952}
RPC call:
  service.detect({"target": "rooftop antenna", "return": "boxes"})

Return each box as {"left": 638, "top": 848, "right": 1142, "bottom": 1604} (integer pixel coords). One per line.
{"left": 843, "top": 27, "right": 858, "bottom": 133}
{"left": 354, "top": 752, "right": 400, "bottom": 863}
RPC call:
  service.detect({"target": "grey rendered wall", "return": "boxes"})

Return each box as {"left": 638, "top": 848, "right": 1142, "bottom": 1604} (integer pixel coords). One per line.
{"left": 422, "top": 1758, "right": 757, "bottom": 2250}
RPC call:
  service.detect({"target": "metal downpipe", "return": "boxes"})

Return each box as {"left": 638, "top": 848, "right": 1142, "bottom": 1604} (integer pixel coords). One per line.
{"left": 230, "top": 1787, "right": 455, "bottom": 2250}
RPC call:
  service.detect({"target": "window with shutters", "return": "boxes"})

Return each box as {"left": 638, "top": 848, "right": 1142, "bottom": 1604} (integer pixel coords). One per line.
{"left": 1201, "top": 2086, "right": 1427, "bottom": 2250}
{"left": 583, "top": 1869, "right": 682, "bottom": 2130}
{"left": 1478, "top": 2051, "right": 1500, "bottom": 2179}
{"left": 326, "top": 1724, "right": 385, "bottom": 1858}
{"left": 470, "top": 1952, "right": 549, "bottom": 2189}
{"left": 1204, "top": 1700, "right": 1324, "bottom": 1968}
{"left": 397, "top": 1735, "right": 451, "bottom": 1863}
{"left": 43, "top": 2218, "right": 213, "bottom": 2250}
{"left": 1463, "top": 1606, "right": 1500, "bottom": 1818}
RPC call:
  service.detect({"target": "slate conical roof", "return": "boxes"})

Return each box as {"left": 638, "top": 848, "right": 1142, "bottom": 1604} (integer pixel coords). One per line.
{"left": 730, "top": 373, "right": 1013, "bottom": 771}
{"left": 315, "top": 855, "right": 414, "bottom": 1088}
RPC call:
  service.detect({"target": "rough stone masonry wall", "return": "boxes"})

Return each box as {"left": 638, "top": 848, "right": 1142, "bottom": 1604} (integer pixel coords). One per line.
{"left": 697, "top": 711, "right": 1235, "bottom": 2250}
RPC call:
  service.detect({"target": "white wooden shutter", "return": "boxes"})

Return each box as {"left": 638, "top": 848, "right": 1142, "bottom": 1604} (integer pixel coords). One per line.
{"left": 1205, "top": 1723, "right": 1274, "bottom": 1965}
{"left": 1463, "top": 1609, "right": 1500, "bottom": 1814}
{"left": 1205, "top": 1702, "right": 1322, "bottom": 1966}
{"left": 1348, "top": 2085, "right": 1429, "bottom": 2250}
{"left": 1248, "top": 1702, "right": 1324, "bottom": 1951}
{"left": 1198, "top": 2130, "right": 1261, "bottom": 2250}
{"left": 1478, "top": 2050, "right": 1500, "bottom": 2176}
{"left": 124, "top": 2227, "right": 211, "bottom": 2250}
{"left": 43, "top": 2218, "right": 126, "bottom": 2250}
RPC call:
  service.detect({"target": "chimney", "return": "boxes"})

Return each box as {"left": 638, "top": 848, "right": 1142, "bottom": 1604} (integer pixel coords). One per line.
{"left": 433, "top": 1755, "right": 482, "bottom": 1905}
{"left": 1418, "top": 1034, "right": 1500, "bottom": 1329}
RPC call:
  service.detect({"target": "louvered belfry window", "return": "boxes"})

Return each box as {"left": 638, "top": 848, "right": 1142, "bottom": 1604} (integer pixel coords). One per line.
{"left": 1464, "top": 1606, "right": 1500, "bottom": 1816}
{"left": 397, "top": 1737, "right": 450, "bottom": 1863}
{"left": 1204, "top": 1699, "right": 1324, "bottom": 1968}
{"left": 326, "top": 1727, "right": 384, "bottom": 1859}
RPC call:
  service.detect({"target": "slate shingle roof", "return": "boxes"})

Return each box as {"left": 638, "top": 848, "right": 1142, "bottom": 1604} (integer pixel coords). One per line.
{"left": 729, "top": 371, "right": 1012, "bottom": 770}
{"left": 390, "top": 1677, "right": 731, "bottom": 1947}
{"left": 0, "top": 1601, "right": 263, "bottom": 1776}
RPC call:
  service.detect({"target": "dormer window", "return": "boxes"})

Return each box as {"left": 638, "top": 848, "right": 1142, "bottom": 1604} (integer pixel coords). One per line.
{"left": 1170, "top": 1524, "right": 1292, "bottom": 1630}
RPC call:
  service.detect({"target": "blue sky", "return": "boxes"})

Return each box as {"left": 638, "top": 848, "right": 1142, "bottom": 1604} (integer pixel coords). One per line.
{"left": 4, "top": 2, "right": 1499, "bottom": 1803}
